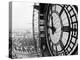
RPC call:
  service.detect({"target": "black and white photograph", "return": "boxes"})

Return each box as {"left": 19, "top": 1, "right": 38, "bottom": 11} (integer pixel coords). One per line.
{"left": 9, "top": 2, "right": 78, "bottom": 59}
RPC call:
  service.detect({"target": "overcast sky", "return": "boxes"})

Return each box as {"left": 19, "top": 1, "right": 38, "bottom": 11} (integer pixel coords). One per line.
{"left": 12, "top": 2, "right": 34, "bottom": 32}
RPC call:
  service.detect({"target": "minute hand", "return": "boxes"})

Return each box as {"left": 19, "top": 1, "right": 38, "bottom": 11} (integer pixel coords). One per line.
{"left": 51, "top": 17, "right": 55, "bottom": 34}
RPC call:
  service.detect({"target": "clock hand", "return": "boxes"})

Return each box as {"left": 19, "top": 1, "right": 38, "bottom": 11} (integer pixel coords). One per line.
{"left": 51, "top": 17, "right": 53, "bottom": 28}
{"left": 51, "top": 16, "right": 56, "bottom": 34}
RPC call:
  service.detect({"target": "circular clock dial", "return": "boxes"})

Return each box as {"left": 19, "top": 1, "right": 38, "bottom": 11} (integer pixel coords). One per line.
{"left": 46, "top": 4, "right": 78, "bottom": 56}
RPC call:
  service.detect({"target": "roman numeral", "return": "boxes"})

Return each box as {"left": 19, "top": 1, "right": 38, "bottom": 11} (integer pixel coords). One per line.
{"left": 59, "top": 6, "right": 65, "bottom": 17}
{"left": 59, "top": 40, "right": 64, "bottom": 50}
{"left": 62, "top": 26, "right": 77, "bottom": 32}
{"left": 61, "top": 26, "right": 70, "bottom": 32}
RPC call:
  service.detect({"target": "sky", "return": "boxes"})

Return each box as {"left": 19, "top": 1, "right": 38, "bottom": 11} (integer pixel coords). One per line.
{"left": 12, "top": 2, "right": 34, "bottom": 33}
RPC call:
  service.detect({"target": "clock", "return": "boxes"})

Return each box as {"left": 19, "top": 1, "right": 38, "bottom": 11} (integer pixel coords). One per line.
{"left": 46, "top": 4, "right": 78, "bottom": 56}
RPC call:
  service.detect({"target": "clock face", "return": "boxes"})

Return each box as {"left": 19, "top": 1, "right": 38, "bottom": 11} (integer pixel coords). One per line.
{"left": 46, "top": 4, "right": 78, "bottom": 56}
